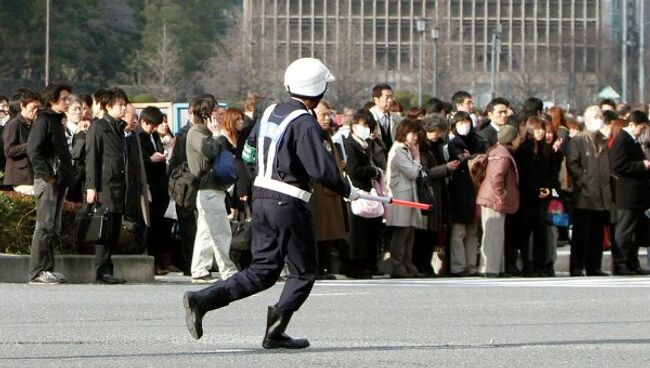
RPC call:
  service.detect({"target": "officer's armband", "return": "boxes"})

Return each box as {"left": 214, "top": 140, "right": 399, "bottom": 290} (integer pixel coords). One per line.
{"left": 242, "top": 142, "right": 257, "bottom": 164}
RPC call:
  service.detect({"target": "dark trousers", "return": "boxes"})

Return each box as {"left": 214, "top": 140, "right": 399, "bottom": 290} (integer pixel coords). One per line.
{"left": 504, "top": 214, "right": 523, "bottom": 274}
{"left": 519, "top": 222, "right": 547, "bottom": 274}
{"left": 29, "top": 178, "right": 66, "bottom": 280}
{"left": 175, "top": 204, "right": 196, "bottom": 275}
{"left": 147, "top": 190, "right": 172, "bottom": 267}
{"left": 210, "top": 198, "right": 317, "bottom": 313}
{"left": 413, "top": 229, "right": 436, "bottom": 275}
{"left": 95, "top": 213, "right": 122, "bottom": 279}
{"left": 570, "top": 209, "right": 607, "bottom": 274}
{"left": 614, "top": 209, "right": 645, "bottom": 271}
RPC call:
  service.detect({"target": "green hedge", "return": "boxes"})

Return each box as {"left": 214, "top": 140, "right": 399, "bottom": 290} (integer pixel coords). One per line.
{"left": 0, "top": 191, "right": 78, "bottom": 255}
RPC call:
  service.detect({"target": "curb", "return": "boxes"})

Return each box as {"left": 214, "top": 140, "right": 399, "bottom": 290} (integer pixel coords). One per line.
{"left": 0, "top": 254, "right": 155, "bottom": 283}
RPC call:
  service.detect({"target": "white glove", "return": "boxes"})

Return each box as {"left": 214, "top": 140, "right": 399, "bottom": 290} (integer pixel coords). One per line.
{"left": 347, "top": 185, "right": 361, "bottom": 201}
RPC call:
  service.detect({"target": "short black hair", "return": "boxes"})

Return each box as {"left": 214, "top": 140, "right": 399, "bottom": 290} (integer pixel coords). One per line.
{"left": 105, "top": 87, "right": 129, "bottom": 107}
{"left": 42, "top": 84, "right": 72, "bottom": 107}
{"left": 427, "top": 97, "right": 448, "bottom": 114}
{"left": 486, "top": 97, "right": 510, "bottom": 113}
{"left": 523, "top": 97, "right": 544, "bottom": 116}
{"left": 603, "top": 110, "right": 619, "bottom": 126}
{"left": 422, "top": 114, "right": 448, "bottom": 132}
{"left": 394, "top": 118, "right": 423, "bottom": 142}
{"left": 629, "top": 110, "right": 649, "bottom": 125}
{"left": 192, "top": 95, "right": 216, "bottom": 122}
{"left": 93, "top": 89, "right": 110, "bottom": 110}
{"left": 80, "top": 94, "right": 93, "bottom": 107}
{"left": 139, "top": 106, "right": 164, "bottom": 126}
{"left": 19, "top": 90, "right": 43, "bottom": 107}
{"left": 451, "top": 90, "right": 472, "bottom": 108}
{"left": 599, "top": 98, "right": 617, "bottom": 109}
{"left": 0, "top": 95, "right": 7, "bottom": 104}
{"left": 372, "top": 84, "right": 392, "bottom": 99}
{"left": 451, "top": 111, "right": 472, "bottom": 128}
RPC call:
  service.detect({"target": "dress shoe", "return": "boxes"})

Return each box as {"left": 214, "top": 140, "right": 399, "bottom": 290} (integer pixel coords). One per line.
{"left": 96, "top": 274, "right": 127, "bottom": 284}
{"left": 480, "top": 272, "right": 500, "bottom": 278}
{"left": 570, "top": 270, "right": 586, "bottom": 277}
{"left": 635, "top": 268, "right": 650, "bottom": 275}
{"left": 586, "top": 270, "right": 609, "bottom": 276}
{"left": 613, "top": 268, "right": 636, "bottom": 276}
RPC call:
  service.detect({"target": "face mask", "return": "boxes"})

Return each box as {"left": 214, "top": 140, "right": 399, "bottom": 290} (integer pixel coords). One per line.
{"left": 353, "top": 125, "right": 370, "bottom": 140}
{"left": 456, "top": 124, "right": 470, "bottom": 136}
{"left": 586, "top": 118, "right": 603, "bottom": 132}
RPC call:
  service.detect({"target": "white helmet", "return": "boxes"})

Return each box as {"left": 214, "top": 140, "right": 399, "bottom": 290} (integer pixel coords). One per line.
{"left": 284, "top": 58, "right": 335, "bottom": 97}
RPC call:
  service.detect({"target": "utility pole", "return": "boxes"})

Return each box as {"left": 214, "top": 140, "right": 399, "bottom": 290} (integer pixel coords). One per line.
{"left": 45, "top": 0, "right": 50, "bottom": 86}
{"left": 431, "top": 27, "right": 439, "bottom": 98}
{"left": 416, "top": 19, "right": 426, "bottom": 107}
{"left": 639, "top": 0, "right": 645, "bottom": 103}
{"left": 622, "top": 0, "right": 628, "bottom": 103}
{"left": 490, "top": 23, "right": 502, "bottom": 99}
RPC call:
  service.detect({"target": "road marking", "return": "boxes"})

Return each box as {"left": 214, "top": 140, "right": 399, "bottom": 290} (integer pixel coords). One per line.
{"left": 309, "top": 292, "right": 372, "bottom": 296}
{"left": 313, "top": 277, "right": 650, "bottom": 288}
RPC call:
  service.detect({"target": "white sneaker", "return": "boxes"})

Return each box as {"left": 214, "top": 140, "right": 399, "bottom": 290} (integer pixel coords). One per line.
{"left": 29, "top": 271, "right": 64, "bottom": 284}
{"left": 51, "top": 272, "right": 68, "bottom": 283}
{"left": 191, "top": 275, "right": 221, "bottom": 284}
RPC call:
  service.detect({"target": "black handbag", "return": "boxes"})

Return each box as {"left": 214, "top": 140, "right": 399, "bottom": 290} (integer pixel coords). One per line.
{"left": 74, "top": 203, "right": 111, "bottom": 244}
{"left": 416, "top": 170, "right": 435, "bottom": 215}
{"left": 230, "top": 219, "right": 252, "bottom": 252}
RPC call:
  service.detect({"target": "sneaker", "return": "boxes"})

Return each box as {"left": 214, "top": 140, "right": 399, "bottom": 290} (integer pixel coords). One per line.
{"left": 51, "top": 272, "right": 68, "bottom": 283}
{"left": 29, "top": 271, "right": 64, "bottom": 284}
{"left": 191, "top": 275, "right": 220, "bottom": 284}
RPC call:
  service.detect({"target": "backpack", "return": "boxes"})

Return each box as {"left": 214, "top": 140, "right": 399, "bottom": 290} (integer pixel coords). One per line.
{"left": 168, "top": 162, "right": 201, "bottom": 210}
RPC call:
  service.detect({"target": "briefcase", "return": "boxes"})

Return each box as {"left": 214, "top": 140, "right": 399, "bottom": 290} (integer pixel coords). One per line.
{"left": 74, "top": 203, "right": 111, "bottom": 244}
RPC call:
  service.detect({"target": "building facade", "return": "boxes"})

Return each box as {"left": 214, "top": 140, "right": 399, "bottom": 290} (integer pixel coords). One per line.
{"left": 241, "top": 1, "right": 639, "bottom": 106}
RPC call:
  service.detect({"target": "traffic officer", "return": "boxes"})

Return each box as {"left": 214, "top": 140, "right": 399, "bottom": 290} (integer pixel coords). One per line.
{"left": 183, "top": 58, "right": 360, "bottom": 349}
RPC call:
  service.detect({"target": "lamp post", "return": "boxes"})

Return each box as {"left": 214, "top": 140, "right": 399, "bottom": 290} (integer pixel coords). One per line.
{"left": 45, "top": 0, "right": 50, "bottom": 86}
{"left": 416, "top": 19, "right": 426, "bottom": 107}
{"left": 490, "top": 23, "right": 502, "bottom": 99}
{"left": 431, "top": 26, "right": 439, "bottom": 98}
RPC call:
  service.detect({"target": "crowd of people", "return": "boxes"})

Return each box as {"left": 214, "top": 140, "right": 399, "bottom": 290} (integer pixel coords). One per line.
{"left": 2, "top": 81, "right": 650, "bottom": 285}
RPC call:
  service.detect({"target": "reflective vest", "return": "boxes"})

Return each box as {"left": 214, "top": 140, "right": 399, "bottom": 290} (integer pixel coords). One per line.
{"left": 253, "top": 104, "right": 311, "bottom": 202}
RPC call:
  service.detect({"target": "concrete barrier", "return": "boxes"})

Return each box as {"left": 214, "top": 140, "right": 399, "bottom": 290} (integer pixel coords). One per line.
{"left": 0, "top": 254, "right": 154, "bottom": 283}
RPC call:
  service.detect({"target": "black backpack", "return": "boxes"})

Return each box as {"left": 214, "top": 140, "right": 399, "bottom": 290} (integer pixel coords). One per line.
{"left": 168, "top": 162, "right": 201, "bottom": 210}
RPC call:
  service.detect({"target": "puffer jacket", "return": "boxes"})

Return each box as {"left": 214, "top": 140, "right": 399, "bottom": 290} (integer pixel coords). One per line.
{"left": 476, "top": 144, "right": 519, "bottom": 214}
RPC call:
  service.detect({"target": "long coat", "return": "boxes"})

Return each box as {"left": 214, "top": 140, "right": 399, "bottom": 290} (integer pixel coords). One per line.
{"left": 85, "top": 114, "right": 127, "bottom": 213}
{"left": 2, "top": 115, "right": 33, "bottom": 186}
{"left": 420, "top": 139, "right": 450, "bottom": 231}
{"left": 514, "top": 140, "right": 559, "bottom": 224}
{"left": 312, "top": 135, "right": 348, "bottom": 241}
{"left": 447, "top": 132, "right": 489, "bottom": 223}
{"left": 610, "top": 130, "right": 650, "bottom": 209}
{"left": 385, "top": 141, "right": 424, "bottom": 229}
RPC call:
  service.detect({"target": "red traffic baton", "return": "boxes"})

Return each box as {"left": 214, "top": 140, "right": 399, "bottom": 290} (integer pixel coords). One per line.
{"left": 357, "top": 192, "right": 432, "bottom": 211}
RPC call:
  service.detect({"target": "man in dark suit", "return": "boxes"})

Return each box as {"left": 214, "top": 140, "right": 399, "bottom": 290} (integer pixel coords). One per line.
{"left": 479, "top": 97, "right": 510, "bottom": 147}
{"left": 610, "top": 110, "right": 650, "bottom": 275}
{"left": 85, "top": 88, "right": 130, "bottom": 284}
{"left": 136, "top": 106, "right": 171, "bottom": 274}
{"left": 3, "top": 90, "right": 41, "bottom": 192}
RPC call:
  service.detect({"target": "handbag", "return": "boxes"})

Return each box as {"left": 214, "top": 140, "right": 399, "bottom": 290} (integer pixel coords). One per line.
{"left": 350, "top": 187, "right": 385, "bottom": 218}
{"left": 416, "top": 170, "right": 435, "bottom": 215}
{"left": 213, "top": 148, "right": 238, "bottom": 186}
{"left": 74, "top": 203, "right": 111, "bottom": 244}
{"left": 230, "top": 218, "right": 252, "bottom": 252}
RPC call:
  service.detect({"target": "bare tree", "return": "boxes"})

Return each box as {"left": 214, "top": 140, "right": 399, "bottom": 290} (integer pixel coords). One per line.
{"left": 138, "top": 22, "right": 185, "bottom": 100}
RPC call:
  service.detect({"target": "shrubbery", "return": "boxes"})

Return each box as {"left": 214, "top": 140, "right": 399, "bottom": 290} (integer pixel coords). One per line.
{"left": 0, "top": 191, "right": 77, "bottom": 254}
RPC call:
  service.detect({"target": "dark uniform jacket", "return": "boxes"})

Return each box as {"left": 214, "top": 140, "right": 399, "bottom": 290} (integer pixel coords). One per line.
{"left": 2, "top": 115, "right": 33, "bottom": 185}
{"left": 246, "top": 98, "right": 350, "bottom": 200}
{"left": 566, "top": 131, "right": 612, "bottom": 211}
{"left": 27, "top": 109, "right": 73, "bottom": 187}
{"left": 610, "top": 129, "right": 650, "bottom": 209}
{"left": 85, "top": 114, "right": 127, "bottom": 213}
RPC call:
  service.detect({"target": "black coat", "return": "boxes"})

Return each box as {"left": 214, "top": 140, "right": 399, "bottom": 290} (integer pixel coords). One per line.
{"left": 420, "top": 139, "right": 450, "bottom": 231}
{"left": 566, "top": 131, "right": 612, "bottom": 211}
{"left": 27, "top": 109, "right": 73, "bottom": 186}
{"left": 514, "top": 140, "right": 559, "bottom": 224}
{"left": 610, "top": 130, "right": 650, "bottom": 209}
{"left": 136, "top": 126, "right": 168, "bottom": 195}
{"left": 85, "top": 114, "right": 127, "bottom": 213}
{"left": 2, "top": 115, "right": 33, "bottom": 186}
{"left": 479, "top": 124, "right": 499, "bottom": 147}
{"left": 168, "top": 122, "right": 191, "bottom": 174}
{"left": 447, "top": 132, "right": 488, "bottom": 223}
{"left": 343, "top": 135, "right": 380, "bottom": 191}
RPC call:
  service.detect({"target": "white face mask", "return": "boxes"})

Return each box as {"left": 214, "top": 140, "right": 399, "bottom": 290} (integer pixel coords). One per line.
{"left": 456, "top": 124, "right": 471, "bottom": 136}
{"left": 353, "top": 125, "right": 370, "bottom": 140}
{"left": 586, "top": 118, "right": 604, "bottom": 132}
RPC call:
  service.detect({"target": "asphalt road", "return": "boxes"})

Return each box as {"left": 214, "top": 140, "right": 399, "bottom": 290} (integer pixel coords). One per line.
{"left": 2, "top": 275, "right": 650, "bottom": 367}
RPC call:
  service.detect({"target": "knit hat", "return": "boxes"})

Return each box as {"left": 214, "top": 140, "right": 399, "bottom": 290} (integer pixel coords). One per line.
{"left": 497, "top": 125, "right": 517, "bottom": 145}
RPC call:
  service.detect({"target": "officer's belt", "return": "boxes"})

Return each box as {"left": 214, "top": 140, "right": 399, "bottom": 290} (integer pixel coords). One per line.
{"left": 254, "top": 176, "right": 312, "bottom": 202}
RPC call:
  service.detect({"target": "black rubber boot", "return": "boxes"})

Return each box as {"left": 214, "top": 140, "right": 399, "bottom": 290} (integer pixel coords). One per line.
{"left": 183, "top": 285, "right": 230, "bottom": 340}
{"left": 262, "top": 306, "right": 310, "bottom": 349}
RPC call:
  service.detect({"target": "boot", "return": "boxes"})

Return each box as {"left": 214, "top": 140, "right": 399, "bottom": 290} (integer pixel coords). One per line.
{"left": 262, "top": 306, "right": 310, "bottom": 349}
{"left": 183, "top": 285, "right": 230, "bottom": 340}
